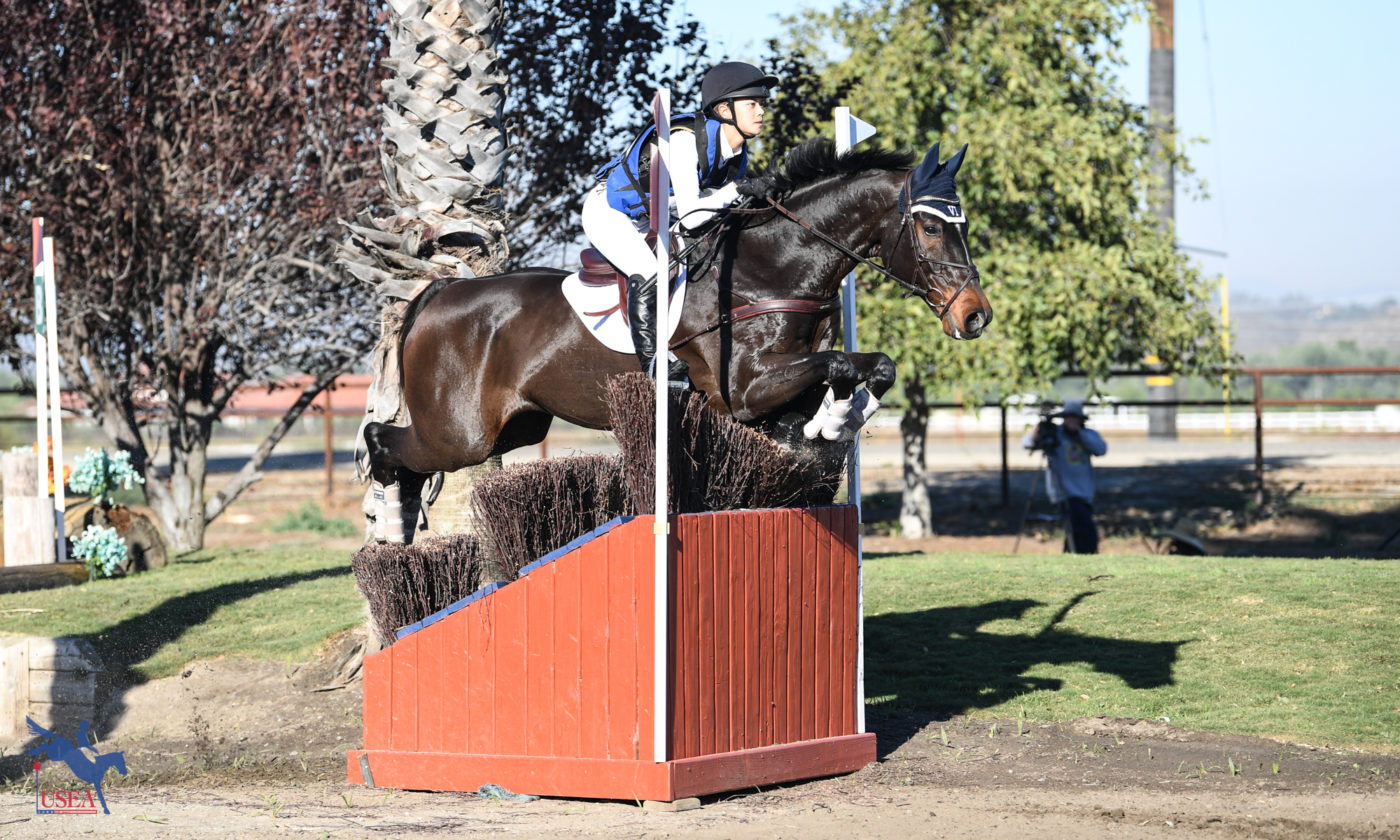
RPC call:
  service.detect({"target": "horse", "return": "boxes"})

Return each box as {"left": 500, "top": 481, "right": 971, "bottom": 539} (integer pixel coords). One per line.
{"left": 363, "top": 138, "right": 992, "bottom": 540}
{"left": 27, "top": 717, "right": 128, "bottom": 815}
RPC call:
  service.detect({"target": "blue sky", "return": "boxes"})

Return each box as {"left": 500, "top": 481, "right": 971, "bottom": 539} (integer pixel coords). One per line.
{"left": 674, "top": 1, "right": 1400, "bottom": 305}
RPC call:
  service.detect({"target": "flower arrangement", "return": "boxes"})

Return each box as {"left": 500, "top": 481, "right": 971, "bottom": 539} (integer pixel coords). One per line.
{"left": 68, "top": 448, "right": 144, "bottom": 508}
{"left": 71, "top": 524, "right": 126, "bottom": 579}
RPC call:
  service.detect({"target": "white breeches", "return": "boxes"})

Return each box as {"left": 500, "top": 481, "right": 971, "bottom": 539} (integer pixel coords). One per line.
{"left": 582, "top": 182, "right": 657, "bottom": 280}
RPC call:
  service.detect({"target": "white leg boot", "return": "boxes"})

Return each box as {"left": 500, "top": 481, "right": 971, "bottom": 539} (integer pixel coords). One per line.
{"left": 372, "top": 481, "right": 404, "bottom": 544}
{"left": 803, "top": 388, "right": 836, "bottom": 440}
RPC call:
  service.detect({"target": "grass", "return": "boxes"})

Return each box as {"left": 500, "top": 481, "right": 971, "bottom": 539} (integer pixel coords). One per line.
{"left": 2, "top": 540, "right": 1397, "bottom": 752}
{"left": 270, "top": 501, "right": 358, "bottom": 537}
{"left": 863, "top": 551, "right": 1400, "bottom": 751}
{"left": 0, "top": 543, "right": 362, "bottom": 682}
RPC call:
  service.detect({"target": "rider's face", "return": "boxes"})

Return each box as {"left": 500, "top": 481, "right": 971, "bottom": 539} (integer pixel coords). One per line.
{"left": 718, "top": 98, "right": 765, "bottom": 138}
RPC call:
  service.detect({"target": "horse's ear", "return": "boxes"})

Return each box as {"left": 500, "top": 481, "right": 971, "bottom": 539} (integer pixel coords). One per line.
{"left": 945, "top": 143, "right": 968, "bottom": 177}
{"left": 914, "top": 142, "right": 942, "bottom": 181}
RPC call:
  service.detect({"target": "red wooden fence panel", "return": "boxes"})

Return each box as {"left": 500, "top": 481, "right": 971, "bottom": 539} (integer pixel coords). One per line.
{"left": 353, "top": 507, "right": 872, "bottom": 800}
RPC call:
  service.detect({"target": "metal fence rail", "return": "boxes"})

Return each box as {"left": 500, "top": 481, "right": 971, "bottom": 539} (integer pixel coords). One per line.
{"left": 2, "top": 366, "right": 1398, "bottom": 505}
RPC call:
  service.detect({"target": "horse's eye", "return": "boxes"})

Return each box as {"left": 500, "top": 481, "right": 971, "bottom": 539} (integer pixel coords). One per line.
{"left": 922, "top": 223, "right": 942, "bottom": 237}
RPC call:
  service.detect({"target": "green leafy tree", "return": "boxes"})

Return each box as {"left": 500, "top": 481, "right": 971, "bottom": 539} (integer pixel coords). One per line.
{"left": 767, "top": 0, "right": 1231, "bottom": 534}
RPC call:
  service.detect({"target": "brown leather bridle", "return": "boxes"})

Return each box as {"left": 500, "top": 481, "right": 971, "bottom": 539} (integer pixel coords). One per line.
{"left": 754, "top": 172, "right": 980, "bottom": 320}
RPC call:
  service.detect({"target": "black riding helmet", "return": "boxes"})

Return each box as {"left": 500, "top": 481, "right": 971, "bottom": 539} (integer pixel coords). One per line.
{"left": 701, "top": 61, "right": 779, "bottom": 124}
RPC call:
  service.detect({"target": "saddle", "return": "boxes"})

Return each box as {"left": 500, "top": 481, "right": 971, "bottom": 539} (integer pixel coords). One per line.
{"left": 577, "top": 232, "right": 682, "bottom": 324}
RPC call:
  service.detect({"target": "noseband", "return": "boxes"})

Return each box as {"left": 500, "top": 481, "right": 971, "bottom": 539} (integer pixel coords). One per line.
{"left": 751, "top": 172, "right": 980, "bottom": 320}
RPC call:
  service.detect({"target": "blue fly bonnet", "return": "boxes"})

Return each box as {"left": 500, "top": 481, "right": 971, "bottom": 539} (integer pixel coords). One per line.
{"left": 899, "top": 142, "right": 968, "bottom": 223}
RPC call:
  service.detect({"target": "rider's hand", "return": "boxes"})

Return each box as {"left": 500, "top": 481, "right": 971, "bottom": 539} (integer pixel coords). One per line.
{"left": 735, "top": 178, "right": 769, "bottom": 199}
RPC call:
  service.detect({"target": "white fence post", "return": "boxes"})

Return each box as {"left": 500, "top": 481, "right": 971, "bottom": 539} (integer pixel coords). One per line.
{"left": 650, "top": 88, "right": 672, "bottom": 764}
{"left": 42, "top": 237, "right": 67, "bottom": 563}
{"left": 834, "top": 107, "right": 876, "bottom": 735}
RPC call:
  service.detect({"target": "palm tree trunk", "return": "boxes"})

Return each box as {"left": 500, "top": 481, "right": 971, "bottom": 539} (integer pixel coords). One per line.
{"left": 338, "top": 0, "right": 509, "bottom": 549}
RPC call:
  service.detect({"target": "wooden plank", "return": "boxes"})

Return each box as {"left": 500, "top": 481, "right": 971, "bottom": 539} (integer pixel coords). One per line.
{"left": 841, "top": 505, "right": 860, "bottom": 734}
{"left": 350, "top": 734, "right": 876, "bottom": 802}
{"left": 670, "top": 514, "right": 697, "bottom": 760}
{"left": 441, "top": 610, "right": 468, "bottom": 753}
{"left": 684, "top": 514, "right": 702, "bottom": 759}
{"left": 578, "top": 538, "right": 609, "bottom": 759}
{"left": 636, "top": 519, "right": 656, "bottom": 763}
{"left": 464, "top": 606, "right": 493, "bottom": 755}
{"left": 554, "top": 545, "right": 582, "bottom": 759}
{"left": 814, "top": 508, "right": 832, "bottom": 740}
{"left": 389, "top": 634, "right": 418, "bottom": 752}
{"left": 729, "top": 511, "right": 750, "bottom": 751}
{"left": 492, "top": 579, "right": 528, "bottom": 757}
{"left": 349, "top": 750, "right": 673, "bottom": 801}
{"left": 606, "top": 525, "right": 638, "bottom": 760}
{"left": 712, "top": 511, "right": 731, "bottom": 753}
{"left": 744, "top": 513, "right": 762, "bottom": 750}
{"left": 668, "top": 733, "right": 878, "bottom": 800}
{"left": 417, "top": 623, "right": 444, "bottom": 752}
{"left": 362, "top": 649, "right": 392, "bottom": 750}
{"left": 800, "top": 509, "right": 818, "bottom": 741}
{"left": 827, "top": 507, "right": 848, "bottom": 736}
{"left": 526, "top": 563, "right": 556, "bottom": 757}
{"left": 787, "top": 509, "right": 805, "bottom": 744}
{"left": 757, "top": 510, "right": 775, "bottom": 746}
{"left": 773, "top": 509, "right": 791, "bottom": 745}
{"left": 696, "top": 513, "right": 716, "bottom": 758}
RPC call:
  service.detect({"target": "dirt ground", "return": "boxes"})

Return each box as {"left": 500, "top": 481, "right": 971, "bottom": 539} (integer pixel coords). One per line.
{"left": 3, "top": 461, "right": 1398, "bottom": 838}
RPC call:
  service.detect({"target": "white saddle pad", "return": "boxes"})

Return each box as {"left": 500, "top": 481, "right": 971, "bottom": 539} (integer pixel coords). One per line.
{"left": 560, "top": 268, "right": 689, "bottom": 354}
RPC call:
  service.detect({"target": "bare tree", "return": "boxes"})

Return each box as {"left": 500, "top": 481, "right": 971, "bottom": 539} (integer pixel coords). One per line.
{"left": 0, "top": 0, "right": 387, "bottom": 552}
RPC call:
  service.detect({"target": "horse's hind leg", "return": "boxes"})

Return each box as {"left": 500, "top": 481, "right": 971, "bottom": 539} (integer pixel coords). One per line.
{"left": 363, "top": 422, "right": 434, "bottom": 544}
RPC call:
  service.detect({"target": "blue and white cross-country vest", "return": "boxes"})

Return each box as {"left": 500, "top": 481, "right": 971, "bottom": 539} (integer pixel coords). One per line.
{"left": 594, "top": 114, "right": 748, "bottom": 221}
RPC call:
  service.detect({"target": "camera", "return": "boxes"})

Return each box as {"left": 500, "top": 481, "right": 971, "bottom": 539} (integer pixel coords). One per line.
{"left": 1031, "top": 401, "right": 1059, "bottom": 453}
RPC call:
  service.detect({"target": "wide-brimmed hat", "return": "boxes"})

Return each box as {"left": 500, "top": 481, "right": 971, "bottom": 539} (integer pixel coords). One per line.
{"left": 1054, "top": 399, "right": 1088, "bottom": 419}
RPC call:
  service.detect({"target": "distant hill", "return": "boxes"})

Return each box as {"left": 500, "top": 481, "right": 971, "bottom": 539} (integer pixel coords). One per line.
{"left": 1231, "top": 296, "right": 1400, "bottom": 360}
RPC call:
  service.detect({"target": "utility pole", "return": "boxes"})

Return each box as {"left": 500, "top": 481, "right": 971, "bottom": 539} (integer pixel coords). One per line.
{"left": 1147, "top": 0, "right": 1178, "bottom": 440}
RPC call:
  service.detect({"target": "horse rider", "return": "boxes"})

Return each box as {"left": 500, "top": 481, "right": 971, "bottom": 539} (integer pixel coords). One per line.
{"left": 584, "top": 61, "right": 778, "bottom": 381}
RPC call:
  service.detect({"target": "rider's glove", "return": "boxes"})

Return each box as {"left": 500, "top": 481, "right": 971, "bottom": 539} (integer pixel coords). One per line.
{"left": 735, "top": 178, "right": 770, "bottom": 199}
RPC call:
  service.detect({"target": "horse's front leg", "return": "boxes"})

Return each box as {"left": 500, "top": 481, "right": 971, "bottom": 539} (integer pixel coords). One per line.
{"left": 835, "top": 351, "right": 898, "bottom": 439}
{"left": 722, "top": 349, "right": 861, "bottom": 425}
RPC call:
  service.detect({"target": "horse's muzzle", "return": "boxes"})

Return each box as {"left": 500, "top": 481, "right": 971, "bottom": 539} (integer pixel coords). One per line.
{"left": 961, "top": 308, "right": 991, "bottom": 338}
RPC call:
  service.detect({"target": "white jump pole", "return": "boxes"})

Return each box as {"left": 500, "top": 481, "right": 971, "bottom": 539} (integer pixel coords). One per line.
{"left": 41, "top": 236, "right": 67, "bottom": 562}
{"left": 650, "top": 87, "right": 672, "bottom": 764}
{"left": 834, "top": 107, "right": 876, "bottom": 733}
{"left": 31, "top": 220, "right": 52, "bottom": 558}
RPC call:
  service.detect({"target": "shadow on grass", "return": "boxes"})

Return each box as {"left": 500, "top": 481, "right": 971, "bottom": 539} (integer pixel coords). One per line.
{"left": 864, "top": 591, "right": 1188, "bottom": 758}
{"left": 87, "top": 566, "right": 349, "bottom": 685}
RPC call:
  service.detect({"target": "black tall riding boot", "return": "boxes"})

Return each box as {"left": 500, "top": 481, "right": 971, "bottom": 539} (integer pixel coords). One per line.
{"left": 626, "top": 273, "right": 659, "bottom": 376}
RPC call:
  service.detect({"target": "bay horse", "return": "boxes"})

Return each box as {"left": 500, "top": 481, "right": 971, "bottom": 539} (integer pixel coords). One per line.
{"left": 363, "top": 138, "right": 992, "bottom": 539}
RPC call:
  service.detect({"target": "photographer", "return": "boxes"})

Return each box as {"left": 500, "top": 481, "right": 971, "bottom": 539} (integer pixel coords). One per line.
{"left": 1021, "top": 400, "right": 1108, "bottom": 554}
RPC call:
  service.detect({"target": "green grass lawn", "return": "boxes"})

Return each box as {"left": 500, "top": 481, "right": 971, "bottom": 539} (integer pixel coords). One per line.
{"left": 864, "top": 551, "right": 1400, "bottom": 752}
{"left": 2, "top": 545, "right": 1396, "bottom": 752}
{"left": 0, "top": 543, "right": 362, "bottom": 682}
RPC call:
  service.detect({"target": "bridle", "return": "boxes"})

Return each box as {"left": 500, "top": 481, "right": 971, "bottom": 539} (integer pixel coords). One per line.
{"left": 747, "top": 172, "right": 980, "bottom": 320}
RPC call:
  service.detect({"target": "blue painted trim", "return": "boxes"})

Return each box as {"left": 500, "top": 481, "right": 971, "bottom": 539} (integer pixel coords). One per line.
{"left": 394, "top": 515, "right": 636, "bottom": 641}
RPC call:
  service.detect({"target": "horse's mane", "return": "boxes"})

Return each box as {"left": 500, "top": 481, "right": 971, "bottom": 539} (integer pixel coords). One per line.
{"left": 758, "top": 137, "right": 915, "bottom": 195}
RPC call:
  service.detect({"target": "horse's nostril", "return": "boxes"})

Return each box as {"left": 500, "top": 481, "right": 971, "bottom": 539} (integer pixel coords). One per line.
{"left": 964, "top": 311, "right": 984, "bottom": 335}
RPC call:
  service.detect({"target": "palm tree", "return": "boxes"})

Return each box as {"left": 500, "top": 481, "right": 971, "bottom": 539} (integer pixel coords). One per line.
{"left": 339, "top": 0, "right": 508, "bottom": 551}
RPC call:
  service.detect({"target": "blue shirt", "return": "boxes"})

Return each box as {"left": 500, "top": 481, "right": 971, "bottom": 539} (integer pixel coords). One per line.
{"left": 1021, "top": 424, "right": 1108, "bottom": 503}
